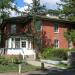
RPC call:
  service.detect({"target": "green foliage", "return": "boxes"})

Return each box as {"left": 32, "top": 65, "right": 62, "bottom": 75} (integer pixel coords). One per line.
{"left": 0, "top": 55, "right": 23, "bottom": 65}
{"left": 0, "top": 63, "right": 38, "bottom": 73}
{"left": 12, "top": 55, "right": 23, "bottom": 64}
{"left": 47, "top": 9, "right": 60, "bottom": 16}
{"left": 57, "top": 0, "right": 75, "bottom": 21}
{"left": 41, "top": 48, "right": 69, "bottom": 60}
{"left": 64, "top": 30, "right": 75, "bottom": 43}
{"left": 0, "top": 0, "right": 20, "bottom": 20}
{"left": 29, "top": 0, "right": 46, "bottom": 16}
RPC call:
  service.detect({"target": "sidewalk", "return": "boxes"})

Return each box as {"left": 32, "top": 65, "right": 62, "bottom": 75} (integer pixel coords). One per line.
{"left": 26, "top": 60, "right": 55, "bottom": 69}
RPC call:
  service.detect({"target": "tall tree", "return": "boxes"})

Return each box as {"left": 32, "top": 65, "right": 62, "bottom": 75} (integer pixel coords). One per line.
{"left": 47, "top": 9, "right": 60, "bottom": 16}
{"left": 58, "top": 0, "right": 75, "bottom": 21}
{"left": 0, "top": 0, "right": 20, "bottom": 21}
{"left": 27, "top": 0, "right": 46, "bottom": 55}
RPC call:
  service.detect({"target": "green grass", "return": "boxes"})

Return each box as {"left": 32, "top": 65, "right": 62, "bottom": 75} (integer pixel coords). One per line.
{"left": 0, "top": 63, "right": 38, "bottom": 73}
{"left": 56, "top": 63, "right": 68, "bottom": 68}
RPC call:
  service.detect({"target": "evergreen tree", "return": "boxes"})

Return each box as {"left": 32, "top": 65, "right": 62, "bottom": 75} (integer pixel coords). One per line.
{"left": 47, "top": 9, "right": 60, "bottom": 16}
{"left": 58, "top": 0, "right": 75, "bottom": 21}
{"left": 27, "top": 0, "right": 46, "bottom": 53}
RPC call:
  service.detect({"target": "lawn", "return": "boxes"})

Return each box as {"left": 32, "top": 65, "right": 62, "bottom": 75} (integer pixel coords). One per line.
{"left": 0, "top": 63, "right": 38, "bottom": 73}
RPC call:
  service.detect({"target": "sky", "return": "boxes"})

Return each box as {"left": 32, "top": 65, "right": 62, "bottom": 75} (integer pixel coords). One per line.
{"left": 16, "top": 0, "right": 60, "bottom": 10}
{"left": 10, "top": 0, "right": 60, "bottom": 17}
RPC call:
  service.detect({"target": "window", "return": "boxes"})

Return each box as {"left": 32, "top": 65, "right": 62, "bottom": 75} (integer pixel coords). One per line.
{"left": 54, "top": 23, "right": 59, "bottom": 32}
{"left": 11, "top": 24, "right": 16, "bottom": 33}
{"left": 15, "top": 38, "right": 20, "bottom": 48}
{"left": 35, "top": 20, "right": 42, "bottom": 31}
{"left": 54, "top": 39, "right": 59, "bottom": 48}
{"left": 21, "top": 41, "right": 26, "bottom": 48}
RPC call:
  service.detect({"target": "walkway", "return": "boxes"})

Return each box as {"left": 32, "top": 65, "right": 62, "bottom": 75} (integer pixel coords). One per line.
{"left": 26, "top": 60, "right": 55, "bottom": 69}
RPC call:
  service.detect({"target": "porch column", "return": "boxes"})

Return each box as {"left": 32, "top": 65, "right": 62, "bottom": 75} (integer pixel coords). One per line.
{"left": 13, "top": 38, "right": 15, "bottom": 48}
{"left": 26, "top": 40, "right": 28, "bottom": 49}
{"left": 8, "top": 38, "right": 12, "bottom": 48}
{"left": 5, "top": 40, "right": 8, "bottom": 48}
{"left": 30, "top": 40, "right": 32, "bottom": 49}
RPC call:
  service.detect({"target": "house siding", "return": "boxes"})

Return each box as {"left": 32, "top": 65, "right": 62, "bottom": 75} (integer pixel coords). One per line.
{"left": 2, "top": 17, "right": 75, "bottom": 49}
{"left": 42, "top": 20, "right": 68, "bottom": 48}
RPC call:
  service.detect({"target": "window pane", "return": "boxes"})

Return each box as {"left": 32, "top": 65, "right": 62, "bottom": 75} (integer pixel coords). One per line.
{"left": 35, "top": 20, "right": 42, "bottom": 31}
{"left": 54, "top": 39, "right": 59, "bottom": 48}
{"left": 54, "top": 23, "right": 59, "bottom": 32}
{"left": 22, "top": 41, "right": 26, "bottom": 48}
{"left": 15, "top": 38, "right": 20, "bottom": 48}
{"left": 11, "top": 25, "right": 16, "bottom": 33}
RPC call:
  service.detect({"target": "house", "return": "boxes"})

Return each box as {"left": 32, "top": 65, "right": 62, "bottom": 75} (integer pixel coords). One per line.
{"left": 41, "top": 16, "right": 75, "bottom": 48}
{"left": 1, "top": 15, "right": 75, "bottom": 59}
{"left": 1, "top": 15, "right": 36, "bottom": 59}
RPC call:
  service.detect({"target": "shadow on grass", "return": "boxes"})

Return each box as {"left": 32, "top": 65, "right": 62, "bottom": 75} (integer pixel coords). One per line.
{"left": 28, "top": 67, "right": 75, "bottom": 75}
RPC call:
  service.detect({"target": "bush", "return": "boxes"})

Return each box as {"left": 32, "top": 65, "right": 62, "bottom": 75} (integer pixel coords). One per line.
{"left": 13, "top": 55, "right": 23, "bottom": 64}
{"left": 41, "top": 48, "right": 69, "bottom": 60}
{"left": 0, "top": 55, "right": 9, "bottom": 65}
{"left": 0, "top": 55, "right": 23, "bottom": 65}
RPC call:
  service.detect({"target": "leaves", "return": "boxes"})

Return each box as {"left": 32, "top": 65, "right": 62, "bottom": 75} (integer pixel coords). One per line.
{"left": 57, "top": 0, "right": 75, "bottom": 21}
{"left": 64, "top": 30, "right": 75, "bottom": 43}
{"left": 0, "top": 0, "right": 20, "bottom": 20}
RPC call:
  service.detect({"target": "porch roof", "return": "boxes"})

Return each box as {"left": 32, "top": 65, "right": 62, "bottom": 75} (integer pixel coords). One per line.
{"left": 8, "top": 33, "right": 33, "bottom": 38}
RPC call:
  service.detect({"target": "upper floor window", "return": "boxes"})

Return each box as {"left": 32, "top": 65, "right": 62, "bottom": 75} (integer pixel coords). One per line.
{"left": 54, "top": 39, "right": 59, "bottom": 48}
{"left": 54, "top": 23, "right": 59, "bottom": 33}
{"left": 11, "top": 24, "right": 16, "bottom": 33}
{"left": 35, "top": 20, "right": 42, "bottom": 31}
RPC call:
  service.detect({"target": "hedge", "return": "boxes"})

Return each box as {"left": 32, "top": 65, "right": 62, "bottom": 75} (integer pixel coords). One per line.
{"left": 41, "top": 48, "right": 70, "bottom": 60}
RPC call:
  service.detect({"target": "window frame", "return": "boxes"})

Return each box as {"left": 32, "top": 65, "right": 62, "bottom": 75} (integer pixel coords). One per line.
{"left": 15, "top": 38, "right": 20, "bottom": 48}
{"left": 54, "top": 39, "right": 59, "bottom": 48}
{"left": 54, "top": 23, "right": 59, "bottom": 33}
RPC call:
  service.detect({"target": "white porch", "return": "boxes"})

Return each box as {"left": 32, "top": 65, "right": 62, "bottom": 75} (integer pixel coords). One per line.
{"left": 5, "top": 37, "right": 36, "bottom": 59}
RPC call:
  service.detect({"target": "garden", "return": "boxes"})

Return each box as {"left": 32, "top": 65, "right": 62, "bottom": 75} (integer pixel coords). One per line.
{"left": 0, "top": 55, "right": 38, "bottom": 73}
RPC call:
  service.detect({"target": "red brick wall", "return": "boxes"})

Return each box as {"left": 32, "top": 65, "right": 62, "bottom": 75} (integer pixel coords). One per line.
{"left": 42, "top": 20, "right": 68, "bottom": 48}
{"left": 2, "top": 21, "right": 32, "bottom": 48}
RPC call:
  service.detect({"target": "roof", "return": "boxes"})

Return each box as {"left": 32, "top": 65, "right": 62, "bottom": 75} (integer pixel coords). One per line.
{"left": 1, "top": 15, "right": 32, "bottom": 28}
{"left": 1, "top": 15, "right": 75, "bottom": 28}
{"left": 39, "top": 16, "right": 75, "bottom": 24}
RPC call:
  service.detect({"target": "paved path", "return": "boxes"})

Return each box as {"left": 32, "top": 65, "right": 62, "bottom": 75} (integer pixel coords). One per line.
{"left": 26, "top": 60, "right": 55, "bottom": 69}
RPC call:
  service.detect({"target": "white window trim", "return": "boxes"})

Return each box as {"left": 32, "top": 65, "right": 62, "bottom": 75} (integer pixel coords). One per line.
{"left": 54, "top": 39, "right": 59, "bottom": 48}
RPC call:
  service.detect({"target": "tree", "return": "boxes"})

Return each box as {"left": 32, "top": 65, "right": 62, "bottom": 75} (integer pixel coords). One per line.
{"left": 0, "top": 0, "right": 20, "bottom": 20}
{"left": 64, "top": 30, "right": 75, "bottom": 48}
{"left": 57, "top": 0, "right": 75, "bottom": 21}
{"left": 47, "top": 9, "right": 60, "bottom": 16}
{"left": 0, "top": 0, "right": 21, "bottom": 50}
{"left": 26, "top": 0, "right": 46, "bottom": 58}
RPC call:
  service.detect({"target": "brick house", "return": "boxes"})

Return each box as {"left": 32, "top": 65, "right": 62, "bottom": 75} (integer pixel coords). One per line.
{"left": 1, "top": 15, "right": 75, "bottom": 58}
{"left": 41, "top": 16, "right": 75, "bottom": 49}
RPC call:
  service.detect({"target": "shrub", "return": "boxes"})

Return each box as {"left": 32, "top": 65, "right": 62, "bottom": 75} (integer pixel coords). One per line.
{"left": 41, "top": 48, "right": 69, "bottom": 60}
{"left": 0, "top": 55, "right": 23, "bottom": 65}
{"left": 0, "top": 55, "right": 9, "bottom": 65}
{"left": 12, "top": 55, "right": 23, "bottom": 64}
